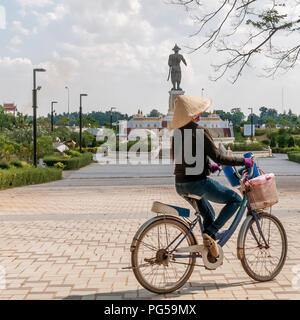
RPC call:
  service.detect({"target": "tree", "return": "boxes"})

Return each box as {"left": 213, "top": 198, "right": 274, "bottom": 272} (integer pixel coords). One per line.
{"left": 56, "top": 117, "right": 70, "bottom": 127}
{"left": 54, "top": 127, "right": 71, "bottom": 142}
{"left": 247, "top": 113, "right": 260, "bottom": 125}
{"left": 230, "top": 108, "right": 245, "bottom": 126}
{"left": 148, "top": 109, "right": 161, "bottom": 117}
{"left": 270, "top": 135, "right": 277, "bottom": 148}
{"left": 34, "top": 136, "right": 55, "bottom": 159}
{"left": 265, "top": 119, "right": 276, "bottom": 129}
{"left": 288, "top": 135, "right": 295, "bottom": 147}
{"left": 172, "top": 1, "right": 300, "bottom": 82}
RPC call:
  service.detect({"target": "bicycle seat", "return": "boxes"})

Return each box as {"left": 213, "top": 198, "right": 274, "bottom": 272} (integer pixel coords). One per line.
{"left": 181, "top": 194, "right": 202, "bottom": 212}
{"left": 181, "top": 194, "right": 202, "bottom": 201}
{"left": 152, "top": 201, "right": 190, "bottom": 218}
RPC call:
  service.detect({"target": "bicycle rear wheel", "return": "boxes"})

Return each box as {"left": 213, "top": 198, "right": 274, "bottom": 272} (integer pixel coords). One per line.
{"left": 241, "top": 212, "right": 287, "bottom": 282}
{"left": 131, "top": 217, "right": 196, "bottom": 294}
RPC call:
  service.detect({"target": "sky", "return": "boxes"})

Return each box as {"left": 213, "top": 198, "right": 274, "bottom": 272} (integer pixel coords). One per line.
{"left": 0, "top": 0, "right": 299, "bottom": 117}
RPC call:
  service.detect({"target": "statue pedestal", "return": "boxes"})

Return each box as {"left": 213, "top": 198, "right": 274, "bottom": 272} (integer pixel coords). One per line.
{"left": 169, "top": 90, "right": 185, "bottom": 112}
{"left": 166, "top": 89, "right": 185, "bottom": 130}
{"left": 160, "top": 90, "right": 185, "bottom": 160}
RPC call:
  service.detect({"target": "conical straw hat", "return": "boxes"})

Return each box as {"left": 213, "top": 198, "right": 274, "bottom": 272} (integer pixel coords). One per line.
{"left": 170, "top": 95, "right": 212, "bottom": 129}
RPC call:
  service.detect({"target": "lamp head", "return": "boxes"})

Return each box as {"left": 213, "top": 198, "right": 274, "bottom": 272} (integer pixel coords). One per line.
{"left": 34, "top": 68, "right": 46, "bottom": 73}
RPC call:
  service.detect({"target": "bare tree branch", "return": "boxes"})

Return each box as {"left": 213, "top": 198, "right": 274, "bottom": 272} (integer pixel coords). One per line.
{"left": 170, "top": 0, "right": 300, "bottom": 82}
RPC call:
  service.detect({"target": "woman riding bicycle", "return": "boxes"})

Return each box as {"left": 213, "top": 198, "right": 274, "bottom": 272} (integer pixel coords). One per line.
{"left": 171, "top": 95, "right": 254, "bottom": 258}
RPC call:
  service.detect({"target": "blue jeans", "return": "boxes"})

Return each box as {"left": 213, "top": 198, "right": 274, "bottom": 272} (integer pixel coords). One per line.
{"left": 175, "top": 178, "right": 242, "bottom": 236}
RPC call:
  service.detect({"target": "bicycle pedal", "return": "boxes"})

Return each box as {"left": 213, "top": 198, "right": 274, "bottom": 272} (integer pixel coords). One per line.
{"left": 176, "top": 245, "right": 204, "bottom": 253}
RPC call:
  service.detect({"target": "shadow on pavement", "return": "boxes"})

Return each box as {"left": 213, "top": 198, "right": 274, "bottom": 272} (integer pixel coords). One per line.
{"left": 63, "top": 280, "right": 254, "bottom": 300}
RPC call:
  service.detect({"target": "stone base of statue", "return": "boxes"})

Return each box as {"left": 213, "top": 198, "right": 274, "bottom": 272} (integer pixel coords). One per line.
{"left": 158, "top": 90, "right": 185, "bottom": 160}
{"left": 166, "top": 89, "right": 184, "bottom": 130}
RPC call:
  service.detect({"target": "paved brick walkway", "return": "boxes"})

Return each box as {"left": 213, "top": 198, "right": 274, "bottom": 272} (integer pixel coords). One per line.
{"left": 0, "top": 182, "right": 299, "bottom": 300}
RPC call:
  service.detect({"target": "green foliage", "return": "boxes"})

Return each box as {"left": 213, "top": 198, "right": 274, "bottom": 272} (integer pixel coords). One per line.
{"left": 54, "top": 127, "right": 71, "bottom": 142}
{"left": 254, "top": 128, "right": 266, "bottom": 136}
{"left": 56, "top": 117, "right": 70, "bottom": 126}
{"left": 0, "top": 167, "right": 62, "bottom": 190}
{"left": 272, "top": 146, "right": 300, "bottom": 154}
{"left": 10, "top": 160, "right": 23, "bottom": 168}
{"left": 148, "top": 109, "right": 161, "bottom": 117}
{"left": 294, "top": 137, "right": 300, "bottom": 147}
{"left": 288, "top": 152, "right": 300, "bottom": 164}
{"left": 34, "top": 136, "right": 55, "bottom": 159}
{"left": 277, "top": 134, "right": 288, "bottom": 148}
{"left": 54, "top": 162, "right": 66, "bottom": 170}
{"left": 226, "top": 142, "right": 266, "bottom": 152}
{"left": 261, "top": 139, "right": 270, "bottom": 146}
{"left": 288, "top": 136, "right": 295, "bottom": 147}
{"left": 233, "top": 126, "right": 245, "bottom": 142}
{"left": 0, "top": 161, "right": 10, "bottom": 169}
{"left": 43, "top": 152, "right": 93, "bottom": 170}
{"left": 270, "top": 135, "right": 277, "bottom": 148}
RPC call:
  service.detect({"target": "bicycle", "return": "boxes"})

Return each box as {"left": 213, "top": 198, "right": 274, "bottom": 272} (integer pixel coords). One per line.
{"left": 128, "top": 162, "right": 288, "bottom": 294}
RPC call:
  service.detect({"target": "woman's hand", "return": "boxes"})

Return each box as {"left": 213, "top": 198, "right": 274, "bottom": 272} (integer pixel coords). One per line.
{"left": 244, "top": 158, "right": 254, "bottom": 169}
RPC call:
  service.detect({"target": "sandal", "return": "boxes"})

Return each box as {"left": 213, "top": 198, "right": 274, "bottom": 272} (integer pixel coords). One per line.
{"left": 202, "top": 233, "right": 219, "bottom": 258}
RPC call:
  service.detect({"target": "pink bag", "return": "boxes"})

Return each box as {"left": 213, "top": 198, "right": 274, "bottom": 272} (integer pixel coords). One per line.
{"left": 245, "top": 173, "right": 279, "bottom": 210}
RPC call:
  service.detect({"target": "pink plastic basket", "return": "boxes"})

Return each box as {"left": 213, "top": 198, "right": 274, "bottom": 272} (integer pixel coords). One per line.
{"left": 245, "top": 173, "right": 279, "bottom": 210}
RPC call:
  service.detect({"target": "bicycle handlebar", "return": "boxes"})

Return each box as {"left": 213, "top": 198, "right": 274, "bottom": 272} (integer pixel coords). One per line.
{"left": 233, "top": 156, "right": 255, "bottom": 180}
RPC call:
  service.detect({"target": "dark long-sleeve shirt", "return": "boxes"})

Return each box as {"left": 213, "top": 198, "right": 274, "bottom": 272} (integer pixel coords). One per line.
{"left": 171, "top": 121, "right": 245, "bottom": 183}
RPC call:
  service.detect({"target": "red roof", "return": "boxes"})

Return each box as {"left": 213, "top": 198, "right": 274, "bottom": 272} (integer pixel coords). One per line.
{"left": 3, "top": 104, "right": 17, "bottom": 111}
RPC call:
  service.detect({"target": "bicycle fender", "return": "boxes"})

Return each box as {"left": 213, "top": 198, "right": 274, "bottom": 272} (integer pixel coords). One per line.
{"left": 237, "top": 215, "right": 253, "bottom": 260}
{"left": 130, "top": 215, "right": 198, "bottom": 253}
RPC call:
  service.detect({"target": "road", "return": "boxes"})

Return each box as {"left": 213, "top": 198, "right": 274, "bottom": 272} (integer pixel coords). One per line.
{"left": 0, "top": 154, "right": 299, "bottom": 300}
{"left": 51, "top": 153, "right": 300, "bottom": 188}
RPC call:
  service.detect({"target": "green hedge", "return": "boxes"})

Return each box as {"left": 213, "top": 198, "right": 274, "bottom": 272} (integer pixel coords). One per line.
{"left": 288, "top": 152, "right": 300, "bottom": 164}
{"left": 225, "top": 142, "right": 266, "bottom": 152}
{"left": 43, "top": 152, "right": 93, "bottom": 170}
{"left": 272, "top": 146, "right": 300, "bottom": 154}
{"left": 0, "top": 167, "right": 62, "bottom": 190}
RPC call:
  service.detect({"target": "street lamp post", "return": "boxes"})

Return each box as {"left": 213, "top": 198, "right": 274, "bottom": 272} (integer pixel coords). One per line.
{"left": 248, "top": 107, "right": 254, "bottom": 141}
{"left": 79, "top": 94, "right": 88, "bottom": 153}
{"left": 33, "top": 68, "right": 46, "bottom": 167}
{"left": 110, "top": 107, "right": 116, "bottom": 128}
{"left": 51, "top": 101, "right": 58, "bottom": 132}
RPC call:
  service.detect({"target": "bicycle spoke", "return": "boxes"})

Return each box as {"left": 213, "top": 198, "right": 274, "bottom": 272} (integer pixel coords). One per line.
{"left": 133, "top": 219, "right": 195, "bottom": 293}
{"left": 242, "top": 214, "right": 287, "bottom": 281}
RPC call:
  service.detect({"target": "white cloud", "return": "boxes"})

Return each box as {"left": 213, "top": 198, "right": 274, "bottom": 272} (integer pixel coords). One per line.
{"left": 12, "top": 20, "right": 30, "bottom": 36}
{"left": 2, "top": 0, "right": 300, "bottom": 116}
{"left": 17, "top": 0, "right": 53, "bottom": 8}
{"left": 33, "top": 4, "right": 69, "bottom": 27}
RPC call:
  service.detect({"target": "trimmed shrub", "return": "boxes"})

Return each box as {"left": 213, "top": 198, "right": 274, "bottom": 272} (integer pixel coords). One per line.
{"left": 288, "top": 152, "right": 300, "bottom": 164}
{"left": 0, "top": 167, "right": 62, "bottom": 190}
{"left": 10, "top": 160, "right": 23, "bottom": 168}
{"left": 54, "top": 162, "right": 66, "bottom": 170}
{"left": 225, "top": 142, "right": 266, "bottom": 152}
{"left": 288, "top": 136, "right": 295, "bottom": 147}
{"left": 272, "top": 146, "right": 300, "bottom": 154}
{"left": 261, "top": 139, "right": 270, "bottom": 146}
{"left": 295, "top": 137, "right": 300, "bottom": 147}
{"left": 255, "top": 129, "right": 266, "bottom": 136}
{"left": 43, "top": 152, "right": 93, "bottom": 170}
{"left": 277, "top": 134, "right": 288, "bottom": 148}
{"left": 0, "top": 161, "right": 10, "bottom": 169}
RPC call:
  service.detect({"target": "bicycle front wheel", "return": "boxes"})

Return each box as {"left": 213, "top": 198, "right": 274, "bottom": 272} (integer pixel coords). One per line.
{"left": 241, "top": 212, "right": 287, "bottom": 282}
{"left": 131, "top": 217, "right": 197, "bottom": 294}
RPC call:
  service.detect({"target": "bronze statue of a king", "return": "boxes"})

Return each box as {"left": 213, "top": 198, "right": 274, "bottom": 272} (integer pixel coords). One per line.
{"left": 168, "top": 44, "right": 187, "bottom": 91}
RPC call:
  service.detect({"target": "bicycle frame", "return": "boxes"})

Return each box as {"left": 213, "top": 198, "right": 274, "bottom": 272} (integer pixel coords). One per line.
{"left": 168, "top": 193, "right": 266, "bottom": 259}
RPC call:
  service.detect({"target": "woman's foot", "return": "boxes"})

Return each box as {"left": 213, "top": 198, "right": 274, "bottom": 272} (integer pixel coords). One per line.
{"left": 202, "top": 233, "right": 219, "bottom": 258}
